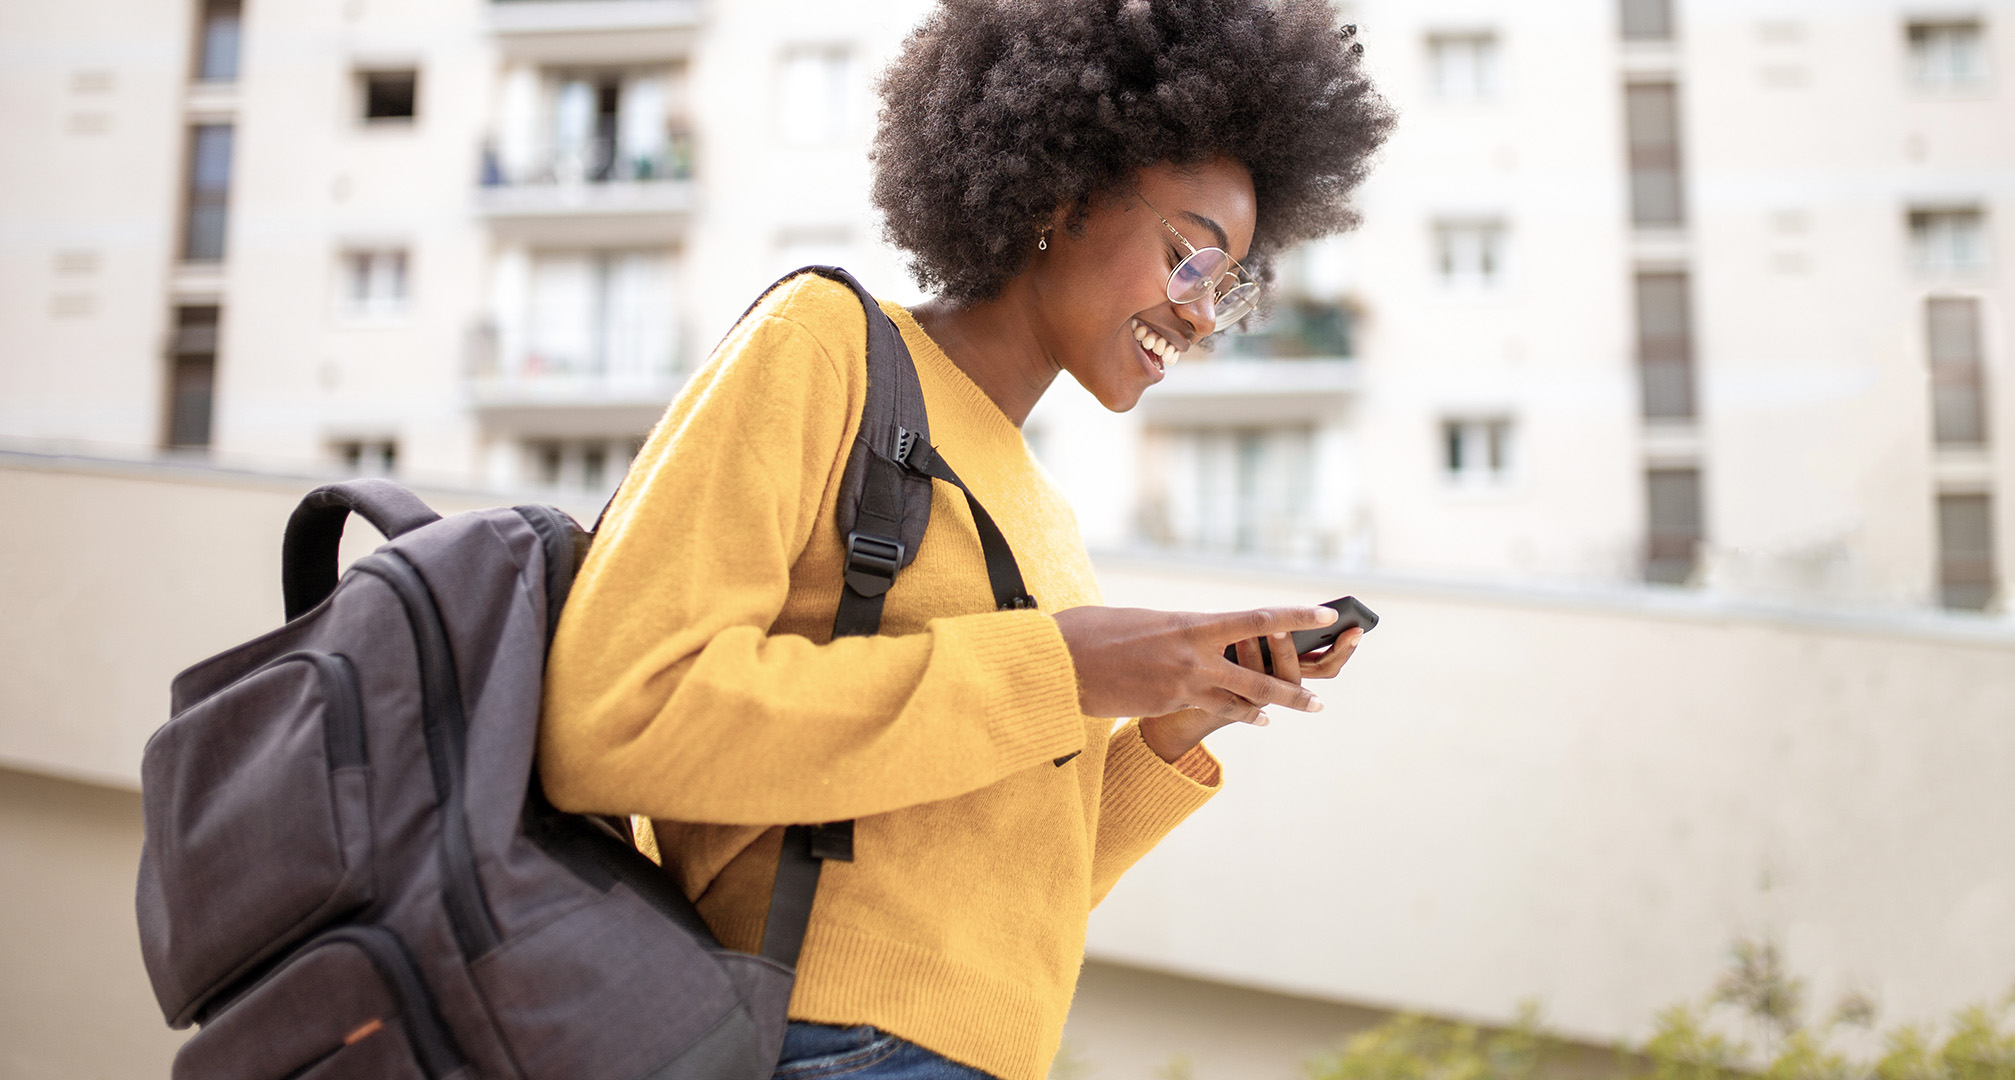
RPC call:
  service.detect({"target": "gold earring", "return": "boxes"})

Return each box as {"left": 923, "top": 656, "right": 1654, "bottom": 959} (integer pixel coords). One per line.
{"left": 1038, "top": 228, "right": 1050, "bottom": 251}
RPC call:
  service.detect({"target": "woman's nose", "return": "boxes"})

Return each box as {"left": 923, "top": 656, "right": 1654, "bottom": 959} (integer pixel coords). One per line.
{"left": 1176, "top": 290, "right": 1219, "bottom": 340}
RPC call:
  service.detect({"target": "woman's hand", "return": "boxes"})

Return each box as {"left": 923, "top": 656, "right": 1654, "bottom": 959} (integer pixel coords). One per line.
{"left": 1140, "top": 624, "right": 1367, "bottom": 761}
{"left": 1051, "top": 604, "right": 1364, "bottom": 761}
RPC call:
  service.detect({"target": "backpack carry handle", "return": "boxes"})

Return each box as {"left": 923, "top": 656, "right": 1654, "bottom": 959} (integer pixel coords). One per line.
{"left": 282, "top": 479, "right": 442, "bottom": 621}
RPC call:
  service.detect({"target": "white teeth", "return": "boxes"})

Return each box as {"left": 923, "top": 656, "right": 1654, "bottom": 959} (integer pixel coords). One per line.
{"left": 1132, "top": 319, "right": 1182, "bottom": 368}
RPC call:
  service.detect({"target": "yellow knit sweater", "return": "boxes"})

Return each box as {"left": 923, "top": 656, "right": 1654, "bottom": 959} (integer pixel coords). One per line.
{"left": 539, "top": 274, "right": 1222, "bottom": 1080}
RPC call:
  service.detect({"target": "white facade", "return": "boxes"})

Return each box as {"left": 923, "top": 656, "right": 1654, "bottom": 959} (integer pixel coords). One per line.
{"left": 3, "top": 0, "right": 2008, "bottom": 611}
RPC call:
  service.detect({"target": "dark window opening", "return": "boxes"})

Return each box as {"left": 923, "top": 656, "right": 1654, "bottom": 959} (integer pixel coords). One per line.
{"left": 182, "top": 124, "right": 234, "bottom": 262}
{"left": 1937, "top": 493, "right": 1996, "bottom": 610}
{"left": 1625, "top": 82, "right": 1684, "bottom": 227}
{"left": 166, "top": 306, "right": 220, "bottom": 450}
{"left": 334, "top": 439, "right": 398, "bottom": 477}
{"left": 362, "top": 70, "right": 418, "bottom": 122}
{"left": 1646, "top": 467, "right": 1703, "bottom": 585}
{"left": 1620, "top": 0, "right": 1673, "bottom": 41}
{"left": 1928, "top": 297, "right": 1988, "bottom": 446}
{"left": 1635, "top": 271, "right": 1695, "bottom": 419}
{"left": 195, "top": 0, "right": 241, "bottom": 82}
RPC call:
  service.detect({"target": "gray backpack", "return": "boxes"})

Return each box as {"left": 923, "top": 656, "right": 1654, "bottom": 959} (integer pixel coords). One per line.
{"left": 135, "top": 268, "right": 1032, "bottom": 1080}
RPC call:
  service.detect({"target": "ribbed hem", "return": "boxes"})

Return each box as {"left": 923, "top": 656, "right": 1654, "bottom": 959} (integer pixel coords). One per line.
{"left": 1169, "top": 740, "right": 1223, "bottom": 787}
{"left": 933, "top": 609, "right": 1086, "bottom": 773}
{"left": 1112, "top": 721, "right": 1217, "bottom": 805}
{"left": 789, "top": 923, "right": 1067, "bottom": 1080}
{"left": 1084, "top": 721, "right": 1223, "bottom": 908}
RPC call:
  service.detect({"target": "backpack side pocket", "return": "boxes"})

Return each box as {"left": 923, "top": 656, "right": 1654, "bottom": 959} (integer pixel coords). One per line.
{"left": 139, "top": 651, "right": 376, "bottom": 1025}
{"left": 172, "top": 926, "right": 463, "bottom": 1080}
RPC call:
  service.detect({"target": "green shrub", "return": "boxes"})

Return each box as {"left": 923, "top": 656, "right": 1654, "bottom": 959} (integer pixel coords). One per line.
{"left": 1301, "top": 940, "right": 2014, "bottom": 1080}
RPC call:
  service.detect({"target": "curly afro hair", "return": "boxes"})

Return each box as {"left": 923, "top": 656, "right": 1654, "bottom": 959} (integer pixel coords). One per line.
{"left": 872, "top": 0, "right": 1395, "bottom": 301}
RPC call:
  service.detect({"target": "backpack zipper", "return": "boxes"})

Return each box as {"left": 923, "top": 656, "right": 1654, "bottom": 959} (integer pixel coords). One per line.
{"left": 305, "top": 652, "right": 367, "bottom": 769}
{"left": 352, "top": 552, "right": 501, "bottom": 959}
{"left": 241, "top": 926, "right": 466, "bottom": 1080}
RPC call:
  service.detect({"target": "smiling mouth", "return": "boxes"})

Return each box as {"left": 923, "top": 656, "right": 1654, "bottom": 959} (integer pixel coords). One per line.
{"left": 1130, "top": 318, "right": 1184, "bottom": 372}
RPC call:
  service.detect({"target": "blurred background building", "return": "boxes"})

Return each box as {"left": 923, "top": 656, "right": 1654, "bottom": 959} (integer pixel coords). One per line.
{"left": 2, "top": 0, "right": 2012, "bottom": 1077}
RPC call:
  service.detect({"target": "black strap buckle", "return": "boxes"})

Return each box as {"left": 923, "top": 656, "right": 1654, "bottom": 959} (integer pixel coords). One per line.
{"left": 843, "top": 531, "right": 903, "bottom": 597}
{"left": 807, "top": 820, "right": 855, "bottom": 862}
{"left": 1001, "top": 594, "right": 1038, "bottom": 611}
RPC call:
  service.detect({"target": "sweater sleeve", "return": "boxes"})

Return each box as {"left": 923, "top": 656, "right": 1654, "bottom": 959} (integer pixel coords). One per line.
{"left": 1088, "top": 719, "right": 1223, "bottom": 907}
{"left": 537, "top": 305, "right": 1087, "bottom": 826}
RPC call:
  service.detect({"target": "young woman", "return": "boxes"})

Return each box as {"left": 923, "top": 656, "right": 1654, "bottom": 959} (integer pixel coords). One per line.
{"left": 539, "top": 2, "right": 1393, "bottom": 1078}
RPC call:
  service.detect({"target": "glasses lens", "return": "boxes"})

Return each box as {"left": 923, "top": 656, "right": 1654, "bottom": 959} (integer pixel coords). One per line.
{"left": 1168, "top": 248, "right": 1233, "bottom": 304}
{"left": 1215, "top": 282, "right": 1260, "bottom": 326}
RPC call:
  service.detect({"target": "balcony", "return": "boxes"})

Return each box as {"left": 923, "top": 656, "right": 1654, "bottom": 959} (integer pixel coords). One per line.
{"left": 465, "top": 319, "right": 685, "bottom": 436}
{"left": 488, "top": 0, "right": 702, "bottom": 63}
{"left": 1141, "top": 297, "right": 1359, "bottom": 425}
{"left": 1141, "top": 358, "right": 1359, "bottom": 426}
{"left": 477, "top": 135, "right": 695, "bottom": 244}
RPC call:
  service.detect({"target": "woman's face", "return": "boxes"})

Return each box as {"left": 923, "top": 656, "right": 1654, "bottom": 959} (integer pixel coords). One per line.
{"left": 1028, "top": 157, "right": 1258, "bottom": 412}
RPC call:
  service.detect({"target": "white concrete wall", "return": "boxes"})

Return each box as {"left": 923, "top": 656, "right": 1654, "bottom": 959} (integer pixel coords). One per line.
{"left": 1089, "top": 554, "right": 2015, "bottom": 1046}
{"left": 5, "top": 454, "right": 2009, "bottom": 1059}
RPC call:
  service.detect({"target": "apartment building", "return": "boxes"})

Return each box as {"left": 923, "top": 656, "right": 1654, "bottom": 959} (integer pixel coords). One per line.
{"left": 3, "top": 0, "right": 2005, "bottom": 611}
{"left": 0, "top": 0, "right": 928, "bottom": 496}
{"left": 1030, "top": 0, "right": 2015, "bottom": 616}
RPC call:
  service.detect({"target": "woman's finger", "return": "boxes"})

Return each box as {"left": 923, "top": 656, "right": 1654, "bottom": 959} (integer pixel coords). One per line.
{"left": 1216, "top": 661, "right": 1322, "bottom": 713}
{"left": 1205, "top": 691, "right": 1267, "bottom": 727}
{"left": 1302, "top": 628, "right": 1365, "bottom": 679}
{"left": 1269, "top": 631, "right": 1303, "bottom": 685}
{"left": 1233, "top": 635, "right": 1265, "bottom": 674}
{"left": 1195, "top": 605, "right": 1337, "bottom": 648}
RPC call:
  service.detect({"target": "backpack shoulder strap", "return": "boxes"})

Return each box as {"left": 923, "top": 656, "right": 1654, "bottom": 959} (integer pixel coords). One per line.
{"left": 804, "top": 266, "right": 936, "bottom": 640}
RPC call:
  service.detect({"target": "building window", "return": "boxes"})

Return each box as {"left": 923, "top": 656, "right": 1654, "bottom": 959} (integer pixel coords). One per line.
{"left": 1645, "top": 467, "right": 1703, "bottom": 585}
{"left": 333, "top": 439, "right": 398, "bottom": 477}
{"left": 1937, "top": 493, "right": 1997, "bottom": 610}
{"left": 1428, "top": 33, "right": 1500, "bottom": 101}
{"left": 360, "top": 69, "right": 418, "bottom": 123}
{"left": 777, "top": 46, "right": 857, "bottom": 148}
{"left": 1620, "top": 0, "right": 1673, "bottom": 41}
{"left": 522, "top": 438, "right": 639, "bottom": 494}
{"left": 1220, "top": 298, "right": 1355, "bottom": 359}
{"left": 521, "top": 250, "right": 676, "bottom": 380}
{"left": 341, "top": 249, "right": 410, "bottom": 318}
{"left": 1434, "top": 221, "right": 1507, "bottom": 289}
{"left": 1443, "top": 418, "right": 1514, "bottom": 485}
{"left": 1928, "top": 297, "right": 1989, "bottom": 447}
{"left": 1910, "top": 208, "right": 1989, "bottom": 273}
{"left": 194, "top": 0, "right": 241, "bottom": 83}
{"left": 1625, "top": 82, "right": 1684, "bottom": 227}
{"left": 495, "top": 68, "right": 690, "bottom": 186}
{"left": 1139, "top": 426, "right": 1317, "bottom": 560}
{"left": 182, "top": 124, "right": 234, "bottom": 262}
{"left": 1908, "top": 21, "right": 1988, "bottom": 91}
{"left": 165, "top": 306, "right": 220, "bottom": 450}
{"left": 1635, "top": 271, "right": 1695, "bottom": 420}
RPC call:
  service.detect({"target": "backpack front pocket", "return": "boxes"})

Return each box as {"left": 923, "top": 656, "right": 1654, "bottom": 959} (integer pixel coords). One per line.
{"left": 139, "top": 651, "right": 376, "bottom": 1025}
{"left": 172, "top": 926, "right": 464, "bottom": 1080}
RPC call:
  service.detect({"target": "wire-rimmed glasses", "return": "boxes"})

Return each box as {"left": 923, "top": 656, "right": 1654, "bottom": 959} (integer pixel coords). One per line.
{"left": 1137, "top": 194, "right": 1261, "bottom": 328}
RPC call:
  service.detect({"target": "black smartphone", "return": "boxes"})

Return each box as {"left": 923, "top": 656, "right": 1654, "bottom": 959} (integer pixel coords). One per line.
{"left": 1222, "top": 595, "right": 1378, "bottom": 674}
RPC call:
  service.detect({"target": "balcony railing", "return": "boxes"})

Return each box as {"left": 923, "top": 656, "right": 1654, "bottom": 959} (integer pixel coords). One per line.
{"left": 464, "top": 320, "right": 686, "bottom": 433}
{"left": 476, "top": 136, "right": 695, "bottom": 231}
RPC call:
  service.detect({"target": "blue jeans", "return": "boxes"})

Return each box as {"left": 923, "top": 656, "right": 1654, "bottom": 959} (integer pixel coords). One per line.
{"left": 771, "top": 1022, "right": 1000, "bottom": 1080}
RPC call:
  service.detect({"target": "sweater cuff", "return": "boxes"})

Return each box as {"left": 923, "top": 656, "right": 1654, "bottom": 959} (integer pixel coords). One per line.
{"left": 1104, "top": 718, "right": 1223, "bottom": 819}
{"left": 933, "top": 609, "right": 1086, "bottom": 771}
